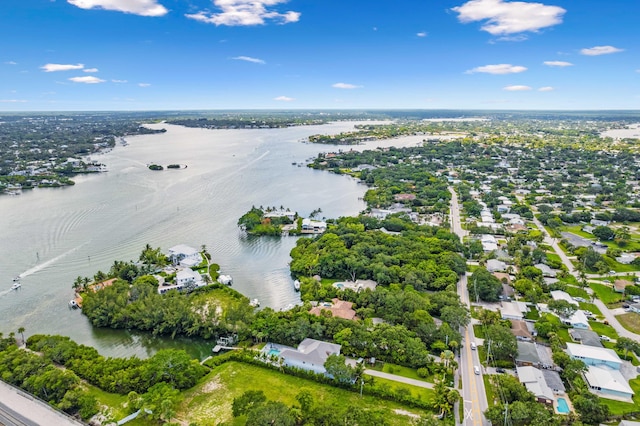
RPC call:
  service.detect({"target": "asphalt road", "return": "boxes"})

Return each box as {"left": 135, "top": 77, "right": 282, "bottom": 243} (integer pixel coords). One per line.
{"left": 449, "top": 187, "right": 489, "bottom": 426}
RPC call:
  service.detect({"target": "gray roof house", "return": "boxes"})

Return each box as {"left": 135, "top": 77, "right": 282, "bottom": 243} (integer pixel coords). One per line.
{"left": 516, "top": 341, "right": 541, "bottom": 366}
{"left": 516, "top": 366, "right": 554, "bottom": 404}
{"left": 278, "top": 338, "right": 341, "bottom": 375}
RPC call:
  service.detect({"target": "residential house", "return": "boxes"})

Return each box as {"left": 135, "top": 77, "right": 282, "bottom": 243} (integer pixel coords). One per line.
{"left": 510, "top": 319, "right": 534, "bottom": 341}
{"left": 584, "top": 365, "right": 635, "bottom": 400}
{"left": 613, "top": 279, "right": 634, "bottom": 293}
{"left": 534, "top": 263, "right": 557, "bottom": 278}
{"left": 480, "top": 234, "right": 499, "bottom": 252}
{"left": 301, "top": 219, "right": 327, "bottom": 234}
{"left": 487, "top": 259, "right": 507, "bottom": 273}
{"left": 628, "top": 303, "right": 640, "bottom": 314}
{"left": 278, "top": 338, "right": 341, "bottom": 375}
{"left": 542, "top": 369, "right": 566, "bottom": 394}
{"left": 501, "top": 301, "right": 529, "bottom": 321}
{"left": 566, "top": 343, "right": 623, "bottom": 370}
{"left": 516, "top": 341, "right": 541, "bottom": 367}
{"left": 168, "top": 244, "right": 201, "bottom": 267}
{"left": 563, "top": 310, "right": 590, "bottom": 330}
{"left": 515, "top": 366, "right": 554, "bottom": 404}
{"left": 550, "top": 290, "right": 579, "bottom": 306}
{"left": 569, "top": 329, "right": 604, "bottom": 348}
{"left": 309, "top": 298, "right": 358, "bottom": 320}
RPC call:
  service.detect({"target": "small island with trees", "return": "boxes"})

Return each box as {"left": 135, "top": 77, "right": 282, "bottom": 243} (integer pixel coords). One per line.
{"left": 148, "top": 163, "right": 187, "bottom": 171}
{"left": 238, "top": 206, "right": 328, "bottom": 236}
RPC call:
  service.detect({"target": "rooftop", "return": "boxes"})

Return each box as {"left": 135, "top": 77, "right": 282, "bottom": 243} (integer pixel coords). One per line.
{"left": 566, "top": 343, "right": 622, "bottom": 364}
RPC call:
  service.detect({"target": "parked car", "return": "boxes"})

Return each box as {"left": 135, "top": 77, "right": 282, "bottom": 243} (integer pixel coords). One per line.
{"left": 600, "top": 335, "right": 611, "bottom": 341}
{"left": 574, "top": 297, "right": 587, "bottom": 303}
{"left": 622, "top": 303, "right": 630, "bottom": 309}
{"left": 583, "top": 310, "right": 593, "bottom": 316}
{"left": 496, "top": 368, "right": 506, "bottom": 373}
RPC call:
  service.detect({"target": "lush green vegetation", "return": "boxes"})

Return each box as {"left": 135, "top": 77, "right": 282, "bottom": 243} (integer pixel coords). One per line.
{"left": 237, "top": 206, "right": 298, "bottom": 236}
{"left": 589, "top": 282, "right": 625, "bottom": 305}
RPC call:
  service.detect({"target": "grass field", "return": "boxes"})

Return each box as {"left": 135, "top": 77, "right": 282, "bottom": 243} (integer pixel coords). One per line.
{"left": 368, "top": 362, "right": 434, "bottom": 384}
{"left": 588, "top": 321, "right": 619, "bottom": 340}
{"left": 589, "top": 282, "right": 625, "bottom": 305}
{"left": 176, "top": 361, "right": 433, "bottom": 425}
{"left": 84, "top": 385, "right": 129, "bottom": 423}
{"left": 564, "top": 285, "right": 590, "bottom": 299}
{"left": 616, "top": 312, "right": 640, "bottom": 334}
{"left": 578, "top": 302, "right": 603, "bottom": 317}
{"left": 484, "top": 375, "right": 497, "bottom": 406}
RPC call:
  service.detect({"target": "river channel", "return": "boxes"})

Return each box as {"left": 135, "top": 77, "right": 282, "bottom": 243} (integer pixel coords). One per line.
{"left": 0, "top": 121, "right": 428, "bottom": 359}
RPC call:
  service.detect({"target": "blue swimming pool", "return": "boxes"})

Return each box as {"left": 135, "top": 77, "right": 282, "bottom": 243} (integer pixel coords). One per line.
{"left": 268, "top": 349, "right": 280, "bottom": 357}
{"left": 557, "top": 398, "right": 570, "bottom": 414}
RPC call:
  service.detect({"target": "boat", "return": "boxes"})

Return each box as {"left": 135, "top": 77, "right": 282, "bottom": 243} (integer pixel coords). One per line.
{"left": 11, "top": 282, "right": 21, "bottom": 290}
{"left": 249, "top": 298, "right": 260, "bottom": 307}
{"left": 293, "top": 280, "right": 300, "bottom": 291}
{"left": 69, "top": 299, "right": 79, "bottom": 309}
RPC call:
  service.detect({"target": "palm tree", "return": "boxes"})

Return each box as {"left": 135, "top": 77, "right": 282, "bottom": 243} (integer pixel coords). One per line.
{"left": 17, "top": 327, "right": 25, "bottom": 345}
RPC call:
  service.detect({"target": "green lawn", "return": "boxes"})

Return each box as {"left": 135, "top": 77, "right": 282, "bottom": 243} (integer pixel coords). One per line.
{"left": 589, "top": 282, "right": 625, "bottom": 305}
{"left": 368, "top": 362, "right": 434, "bottom": 384}
{"left": 84, "top": 385, "right": 129, "bottom": 422}
{"left": 484, "top": 375, "right": 497, "bottom": 406}
{"left": 525, "top": 306, "right": 540, "bottom": 320}
{"left": 588, "top": 321, "right": 619, "bottom": 340}
{"left": 604, "top": 256, "right": 640, "bottom": 273}
{"left": 600, "top": 378, "right": 640, "bottom": 415}
{"left": 616, "top": 312, "right": 640, "bottom": 334}
{"left": 473, "top": 324, "right": 486, "bottom": 339}
{"left": 564, "top": 285, "right": 590, "bottom": 299}
{"left": 561, "top": 226, "right": 594, "bottom": 240}
{"left": 578, "top": 302, "right": 603, "bottom": 317}
{"left": 177, "top": 361, "right": 433, "bottom": 426}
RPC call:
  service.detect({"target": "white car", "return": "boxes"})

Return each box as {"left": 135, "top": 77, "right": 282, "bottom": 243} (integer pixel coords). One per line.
{"left": 600, "top": 335, "right": 611, "bottom": 342}
{"left": 474, "top": 366, "right": 480, "bottom": 375}
{"left": 470, "top": 342, "right": 476, "bottom": 350}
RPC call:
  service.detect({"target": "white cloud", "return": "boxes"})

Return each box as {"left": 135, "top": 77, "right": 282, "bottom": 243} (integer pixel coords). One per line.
{"left": 466, "top": 64, "right": 527, "bottom": 74}
{"left": 5, "top": 61, "right": 17, "bottom": 65}
{"left": 232, "top": 56, "right": 266, "bottom": 64}
{"left": 41, "top": 63, "right": 84, "bottom": 72}
{"left": 112, "top": 79, "right": 128, "bottom": 83}
{"left": 274, "top": 96, "right": 294, "bottom": 101}
{"left": 138, "top": 83, "right": 151, "bottom": 87}
{"left": 67, "top": 0, "right": 167, "bottom": 17}
{"left": 332, "top": 83, "right": 362, "bottom": 89}
{"left": 83, "top": 68, "right": 99, "bottom": 73}
{"left": 538, "top": 86, "right": 554, "bottom": 91}
{"left": 69, "top": 76, "right": 105, "bottom": 84}
{"left": 580, "top": 45, "right": 624, "bottom": 56}
{"left": 416, "top": 32, "right": 428, "bottom": 37}
{"left": 452, "top": 0, "right": 565, "bottom": 35}
{"left": 503, "top": 85, "right": 532, "bottom": 91}
{"left": 543, "top": 60, "right": 573, "bottom": 67}
{"left": 0, "top": 99, "right": 27, "bottom": 103}
{"left": 185, "top": 0, "right": 300, "bottom": 26}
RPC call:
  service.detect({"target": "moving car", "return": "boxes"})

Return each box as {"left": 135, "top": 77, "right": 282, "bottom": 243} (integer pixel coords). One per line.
{"left": 474, "top": 366, "right": 480, "bottom": 375}
{"left": 470, "top": 342, "right": 476, "bottom": 350}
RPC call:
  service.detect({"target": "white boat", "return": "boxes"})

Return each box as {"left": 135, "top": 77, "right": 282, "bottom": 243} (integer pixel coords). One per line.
{"left": 293, "top": 280, "right": 300, "bottom": 291}
{"left": 11, "top": 282, "right": 21, "bottom": 290}
{"left": 249, "top": 298, "right": 260, "bottom": 307}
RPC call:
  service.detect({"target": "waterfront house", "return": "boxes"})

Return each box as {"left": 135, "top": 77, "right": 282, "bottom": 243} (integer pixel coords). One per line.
{"left": 301, "top": 219, "right": 327, "bottom": 234}
{"left": 309, "top": 298, "right": 358, "bottom": 320}
{"left": 278, "top": 338, "right": 341, "bottom": 375}
{"left": 168, "top": 244, "right": 201, "bottom": 267}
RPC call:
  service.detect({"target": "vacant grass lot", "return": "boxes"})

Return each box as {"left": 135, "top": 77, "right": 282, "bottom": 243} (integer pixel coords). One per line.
{"left": 616, "top": 312, "right": 640, "bottom": 334}
{"left": 564, "top": 285, "right": 590, "bottom": 299}
{"left": 176, "top": 361, "right": 432, "bottom": 426}
{"left": 368, "top": 362, "right": 435, "bottom": 384}
{"left": 589, "top": 282, "right": 625, "bottom": 305}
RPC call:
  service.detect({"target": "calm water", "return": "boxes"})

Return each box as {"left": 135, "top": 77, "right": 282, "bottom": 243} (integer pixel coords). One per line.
{"left": 0, "top": 121, "right": 424, "bottom": 359}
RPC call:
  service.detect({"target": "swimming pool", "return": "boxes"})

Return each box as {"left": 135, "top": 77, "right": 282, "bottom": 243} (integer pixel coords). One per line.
{"left": 556, "top": 397, "right": 570, "bottom": 414}
{"left": 267, "top": 349, "right": 280, "bottom": 357}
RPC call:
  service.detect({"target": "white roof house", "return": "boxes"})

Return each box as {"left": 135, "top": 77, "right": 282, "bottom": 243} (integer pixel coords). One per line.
{"left": 501, "top": 301, "right": 528, "bottom": 320}
{"left": 566, "top": 343, "right": 623, "bottom": 370}
{"left": 480, "top": 234, "right": 499, "bottom": 252}
{"left": 516, "top": 366, "right": 555, "bottom": 403}
{"left": 168, "top": 244, "right": 201, "bottom": 267}
{"left": 550, "top": 290, "right": 579, "bottom": 306}
{"left": 534, "top": 263, "right": 557, "bottom": 278}
{"left": 278, "top": 338, "right": 341, "bottom": 375}
{"left": 584, "top": 365, "right": 635, "bottom": 400}
{"left": 561, "top": 310, "right": 590, "bottom": 329}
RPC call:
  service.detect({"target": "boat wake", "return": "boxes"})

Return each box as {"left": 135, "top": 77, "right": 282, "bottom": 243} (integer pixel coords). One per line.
{"left": 17, "top": 242, "right": 89, "bottom": 279}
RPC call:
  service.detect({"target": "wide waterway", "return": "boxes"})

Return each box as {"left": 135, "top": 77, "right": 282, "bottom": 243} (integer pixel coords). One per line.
{"left": 0, "top": 121, "right": 431, "bottom": 359}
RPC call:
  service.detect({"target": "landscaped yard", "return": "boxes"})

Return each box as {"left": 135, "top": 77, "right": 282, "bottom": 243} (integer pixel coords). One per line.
{"left": 578, "top": 302, "right": 603, "bottom": 317}
{"left": 589, "top": 282, "right": 625, "bottom": 305}
{"left": 177, "top": 361, "right": 433, "bottom": 426}
{"left": 564, "top": 285, "right": 590, "bottom": 300}
{"left": 616, "top": 312, "right": 640, "bottom": 334}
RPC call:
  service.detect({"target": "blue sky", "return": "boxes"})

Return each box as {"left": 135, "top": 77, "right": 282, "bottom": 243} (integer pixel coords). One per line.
{"left": 1, "top": 0, "right": 638, "bottom": 111}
